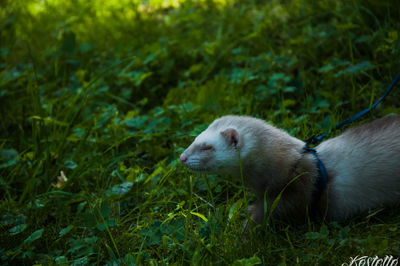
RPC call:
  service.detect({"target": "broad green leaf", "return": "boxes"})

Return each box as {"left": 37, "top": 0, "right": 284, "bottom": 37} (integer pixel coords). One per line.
{"left": 334, "top": 61, "right": 373, "bottom": 77}
{"left": 304, "top": 231, "right": 321, "bottom": 240}
{"left": 24, "top": 228, "right": 44, "bottom": 244}
{"left": 284, "top": 86, "right": 296, "bottom": 93}
{"left": 55, "top": 256, "right": 68, "bottom": 264}
{"left": 59, "top": 225, "right": 73, "bottom": 237}
{"left": 123, "top": 116, "right": 148, "bottom": 128}
{"left": 9, "top": 224, "right": 27, "bottom": 235}
{"left": 228, "top": 199, "right": 243, "bottom": 221}
{"left": 0, "top": 148, "right": 18, "bottom": 168}
{"left": 64, "top": 160, "right": 77, "bottom": 169}
{"left": 111, "top": 182, "right": 133, "bottom": 196}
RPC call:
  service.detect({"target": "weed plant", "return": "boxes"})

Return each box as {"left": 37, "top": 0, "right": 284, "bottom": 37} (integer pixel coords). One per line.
{"left": 1, "top": 0, "right": 400, "bottom": 264}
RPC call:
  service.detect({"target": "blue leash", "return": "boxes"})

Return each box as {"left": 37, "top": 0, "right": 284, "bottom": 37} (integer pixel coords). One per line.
{"left": 305, "top": 72, "right": 400, "bottom": 145}
{"left": 303, "top": 72, "right": 400, "bottom": 206}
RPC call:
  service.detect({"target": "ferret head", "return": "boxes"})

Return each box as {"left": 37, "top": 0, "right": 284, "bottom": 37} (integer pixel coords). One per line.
{"left": 180, "top": 115, "right": 306, "bottom": 192}
{"left": 180, "top": 127, "right": 242, "bottom": 174}
{"left": 180, "top": 116, "right": 258, "bottom": 175}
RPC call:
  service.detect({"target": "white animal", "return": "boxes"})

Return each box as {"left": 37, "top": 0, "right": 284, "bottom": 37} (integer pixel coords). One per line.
{"left": 180, "top": 115, "right": 400, "bottom": 223}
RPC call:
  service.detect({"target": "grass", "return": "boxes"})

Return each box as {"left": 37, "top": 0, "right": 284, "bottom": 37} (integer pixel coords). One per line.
{"left": 1, "top": 0, "right": 400, "bottom": 264}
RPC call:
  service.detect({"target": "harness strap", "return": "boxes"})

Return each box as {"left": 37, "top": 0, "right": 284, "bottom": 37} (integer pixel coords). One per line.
{"left": 302, "top": 147, "right": 328, "bottom": 205}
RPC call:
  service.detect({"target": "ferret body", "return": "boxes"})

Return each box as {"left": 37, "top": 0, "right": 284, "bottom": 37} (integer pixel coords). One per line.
{"left": 180, "top": 115, "right": 400, "bottom": 223}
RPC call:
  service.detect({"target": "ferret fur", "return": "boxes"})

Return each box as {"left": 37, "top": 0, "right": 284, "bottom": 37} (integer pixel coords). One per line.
{"left": 180, "top": 115, "right": 400, "bottom": 223}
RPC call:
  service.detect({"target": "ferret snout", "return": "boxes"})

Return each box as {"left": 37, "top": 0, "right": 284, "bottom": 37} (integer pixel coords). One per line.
{"left": 180, "top": 154, "right": 188, "bottom": 163}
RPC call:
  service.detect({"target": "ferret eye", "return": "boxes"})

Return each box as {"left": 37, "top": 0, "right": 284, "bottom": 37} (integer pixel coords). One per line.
{"left": 201, "top": 145, "right": 214, "bottom": 151}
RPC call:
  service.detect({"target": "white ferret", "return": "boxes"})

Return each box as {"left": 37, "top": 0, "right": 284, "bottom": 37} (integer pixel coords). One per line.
{"left": 180, "top": 115, "right": 400, "bottom": 223}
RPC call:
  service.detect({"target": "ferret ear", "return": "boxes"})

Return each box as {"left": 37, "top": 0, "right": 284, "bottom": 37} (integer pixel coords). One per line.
{"left": 220, "top": 128, "right": 240, "bottom": 148}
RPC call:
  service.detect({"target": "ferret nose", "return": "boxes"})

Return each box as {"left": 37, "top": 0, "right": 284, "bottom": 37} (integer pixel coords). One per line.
{"left": 180, "top": 154, "right": 187, "bottom": 163}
